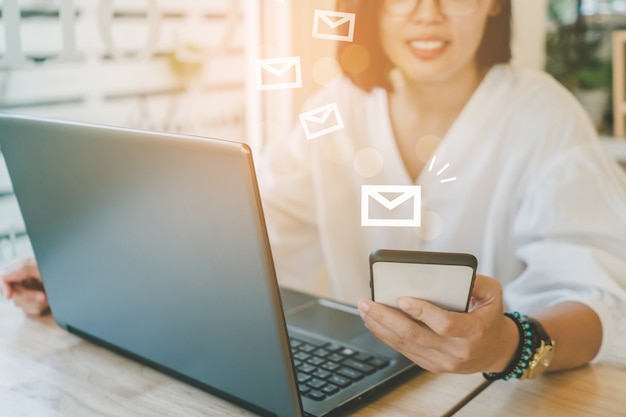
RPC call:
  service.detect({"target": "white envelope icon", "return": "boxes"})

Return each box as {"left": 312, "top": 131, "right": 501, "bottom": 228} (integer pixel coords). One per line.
{"left": 255, "top": 57, "right": 302, "bottom": 91}
{"left": 298, "top": 102, "right": 345, "bottom": 140}
{"left": 312, "top": 10, "right": 356, "bottom": 42}
{"left": 361, "top": 185, "right": 422, "bottom": 227}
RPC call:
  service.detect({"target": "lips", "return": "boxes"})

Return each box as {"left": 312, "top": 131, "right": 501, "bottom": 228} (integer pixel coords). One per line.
{"left": 408, "top": 38, "right": 448, "bottom": 59}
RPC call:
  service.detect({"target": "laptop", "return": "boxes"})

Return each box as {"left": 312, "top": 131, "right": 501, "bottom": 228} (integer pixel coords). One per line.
{"left": 0, "top": 114, "right": 418, "bottom": 417}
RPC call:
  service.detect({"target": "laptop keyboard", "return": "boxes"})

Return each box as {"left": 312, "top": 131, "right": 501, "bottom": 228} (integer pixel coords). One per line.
{"left": 290, "top": 337, "right": 390, "bottom": 401}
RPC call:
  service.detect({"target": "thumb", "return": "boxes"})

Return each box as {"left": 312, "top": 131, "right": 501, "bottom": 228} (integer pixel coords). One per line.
{"left": 470, "top": 274, "right": 502, "bottom": 301}
{"left": 467, "top": 275, "right": 503, "bottom": 314}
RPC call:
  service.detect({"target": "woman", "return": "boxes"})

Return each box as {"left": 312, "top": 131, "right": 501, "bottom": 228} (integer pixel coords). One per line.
{"left": 258, "top": 0, "right": 626, "bottom": 379}
{"left": 3, "top": 0, "right": 626, "bottom": 379}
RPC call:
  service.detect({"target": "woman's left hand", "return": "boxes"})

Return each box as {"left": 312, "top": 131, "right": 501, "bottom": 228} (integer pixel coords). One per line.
{"left": 0, "top": 257, "right": 49, "bottom": 317}
{"left": 357, "top": 274, "right": 519, "bottom": 374}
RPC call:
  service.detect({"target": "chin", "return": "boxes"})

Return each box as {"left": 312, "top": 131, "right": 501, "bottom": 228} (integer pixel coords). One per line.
{"left": 402, "top": 58, "right": 476, "bottom": 86}
{"left": 402, "top": 67, "right": 456, "bottom": 86}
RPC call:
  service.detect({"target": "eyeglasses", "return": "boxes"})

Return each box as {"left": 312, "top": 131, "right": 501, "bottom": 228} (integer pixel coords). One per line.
{"left": 383, "top": 0, "right": 479, "bottom": 17}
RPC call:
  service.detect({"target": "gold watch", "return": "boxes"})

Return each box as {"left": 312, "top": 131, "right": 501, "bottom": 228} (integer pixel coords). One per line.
{"left": 520, "top": 317, "right": 555, "bottom": 380}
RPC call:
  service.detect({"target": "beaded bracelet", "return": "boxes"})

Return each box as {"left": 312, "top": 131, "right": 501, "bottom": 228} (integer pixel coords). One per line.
{"left": 483, "top": 312, "right": 535, "bottom": 381}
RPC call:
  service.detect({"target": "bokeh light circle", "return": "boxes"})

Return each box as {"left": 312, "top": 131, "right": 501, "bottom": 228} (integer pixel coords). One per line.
{"left": 415, "top": 134, "right": 441, "bottom": 164}
{"left": 414, "top": 210, "right": 443, "bottom": 241}
{"left": 322, "top": 135, "right": 356, "bottom": 165}
{"left": 313, "top": 57, "right": 342, "bottom": 86}
{"left": 340, "top": 44, "right": 370, "bottom": 75}
{"left": 353, "top": 147, "right": 384, "bottom": 178}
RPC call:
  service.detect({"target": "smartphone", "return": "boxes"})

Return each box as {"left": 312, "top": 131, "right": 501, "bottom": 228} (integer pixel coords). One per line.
{"left": 369, "top": 249, "right": 478, "bottom": 313}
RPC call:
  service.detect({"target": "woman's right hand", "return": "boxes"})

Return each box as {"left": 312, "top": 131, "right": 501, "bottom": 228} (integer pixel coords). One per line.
{"left": 0, "top": 257, "right": 49, "bottom": 317}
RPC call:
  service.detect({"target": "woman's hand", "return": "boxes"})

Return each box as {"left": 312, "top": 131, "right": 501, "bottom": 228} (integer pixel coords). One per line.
{"left": 357, "top": 275, "right": 519, "bottom": 374}
{"left": 0, "top": 257, "right": 49, "bottom": 317}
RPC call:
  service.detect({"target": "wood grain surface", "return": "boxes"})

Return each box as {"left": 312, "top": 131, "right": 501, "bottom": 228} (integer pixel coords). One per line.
{"left": 0, "top": 301, "right": 486, "bottom": 417}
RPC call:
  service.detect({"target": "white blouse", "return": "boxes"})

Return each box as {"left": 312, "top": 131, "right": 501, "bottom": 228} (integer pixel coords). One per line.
{"left": 257, "top": 64, "right": 626, "bottom": 366}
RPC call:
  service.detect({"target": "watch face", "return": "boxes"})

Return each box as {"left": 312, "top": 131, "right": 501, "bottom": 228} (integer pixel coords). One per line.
{"left": 526, "top": 342, "right": 555, "bottom": 379}
{"left": 539, "top": 349, "right": 555, "bottom": 367}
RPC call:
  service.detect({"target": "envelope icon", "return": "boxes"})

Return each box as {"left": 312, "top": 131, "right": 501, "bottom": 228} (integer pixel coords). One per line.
{"left": 255, "top": 57, "right": 302, "bottom": 91}
{"left": 312, "top": 10, "right": 356, "bottom": 42}
{"left": 361, "top": 185, "right": 422, "bottom": 227}
{"left": 299, "top": 102, "right": 345, "bottom": 140}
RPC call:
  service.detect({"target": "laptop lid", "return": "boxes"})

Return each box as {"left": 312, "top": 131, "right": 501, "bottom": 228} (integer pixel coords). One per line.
{"left": 0, "top": 114, "right": 417, "bottom": 417}
{"left": 0, "top": 114, "right": 303, "bottom": 417}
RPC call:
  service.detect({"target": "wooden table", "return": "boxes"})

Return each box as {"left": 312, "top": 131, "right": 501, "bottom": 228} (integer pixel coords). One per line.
{"left": 455, "top": 364, "right": 626, "bottom": 417}
{"left": 0, "top": 300, "right": 487, "bottom": 417}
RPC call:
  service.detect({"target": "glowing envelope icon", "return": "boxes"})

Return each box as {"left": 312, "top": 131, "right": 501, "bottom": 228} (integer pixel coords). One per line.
{"left": 361, "top": 185, "right": 422, "bottom": 227}
{"left": 298, "top": 102, "right": 345, "bottom": 140}
{"left": 312, "top": 10, "right": 356, "bottom": 42}
{"left": 255, "top": 56, "right": 302, "bottom": 91}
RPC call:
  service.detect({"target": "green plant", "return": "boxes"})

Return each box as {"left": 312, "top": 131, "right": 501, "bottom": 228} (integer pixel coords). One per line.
{"left": 576, "top": 60, "right": 613, "bottom": 89}
{"left": 545, "top": 0, "right": 613, "bottom": 91}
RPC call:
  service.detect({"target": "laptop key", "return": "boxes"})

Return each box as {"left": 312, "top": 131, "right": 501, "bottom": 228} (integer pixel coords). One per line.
{"left": 327, "top": 374, "right": 351, "bottom": 388}
{"left": 321, "top": 361, "right": 341, "bottom": 372}
{"left": 322, "top": 383, "right": 339, "bottom": 396}
{"left": 324, "top": 343, "right": 343, "bottom": 352}
{"left": 307, "top": 356, "right": 325, "bottom": 366}
{"left": 298, "top": 363, "right": 317, "bottom": 374}
{"left": 343, "top": 359, "right": 375, "bottom": 375}
{"left": 290, "top": 339, "right": 302, "bottom": 348}
{"left": 313, "top": 369, "right": 332, "bottom": 379}
{"left": 337, "top": 367, "right": 364, "bottom": 381}
{"left": 305, "top": 390, "right": 326, "bottom": 401}
{"left": 355, "top": 353, "right": 373, "bottom": 362}
{"left": 314, "top": 348, "right": 331, "bottom": 358}
{"left": 328, "top": 353, "right": 345, "bottom": 363}
{"left": 369, "top": 358, "right": 390, "bottom": 369}
{"left": 297, "top": 372, "right": 312, "bottom": 384}
{"left": 307, "top": 378, "right": 327, "bottom": 390}
{"left": 300, "top": 343, "right": 318, "bottom": 353}
{"left": 340, "top": 348, "right": 357, "bottom": 357}
{"left": 299, "top": 384, "right": 311, "bottom": 394}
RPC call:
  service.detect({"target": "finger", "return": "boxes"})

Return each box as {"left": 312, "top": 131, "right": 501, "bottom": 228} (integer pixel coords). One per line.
{"left": 12, "top": 289, "right": 46, "bottom": 304}
{"left": 12, "top": 290, "right": 49, "bottom": 316}
{"left": 359, "top": 299, "right": 484, "bottom": 373}
{"left": 358, "top": 298, "right": 420, "bottom": 343}
{"left": 1, "top": 258, "right": 41, "bottom": 284}
{"left": 0, "top": 280, "right": 13, "bottom": 298}
{"left": 397, "top": 297, "right": 471, "bottom": 338}
{"left": 358, "top": 300, "right": 461, "bottom": 371}
{"left": 0, "top": 258, "right": 42, "bottom": 300}
{"left": 358, "top": 298, "right": 441, "bottom": 354}
{"left": 22, "top": 299, "right": 49, "bottom": 317}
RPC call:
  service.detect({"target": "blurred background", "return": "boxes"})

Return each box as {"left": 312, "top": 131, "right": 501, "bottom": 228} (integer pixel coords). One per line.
{"left": 1, "top": 0, "right": 625, "bottom": 269}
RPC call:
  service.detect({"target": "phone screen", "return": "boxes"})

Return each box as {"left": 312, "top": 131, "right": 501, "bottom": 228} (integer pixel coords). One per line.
{"left": 370, "top": 250, "right": 477, "bottom": 313}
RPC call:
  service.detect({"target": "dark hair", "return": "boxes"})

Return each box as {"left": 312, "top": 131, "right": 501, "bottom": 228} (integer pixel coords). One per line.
{"left": 336, "top": 0, "right": 513, "bottom": 91}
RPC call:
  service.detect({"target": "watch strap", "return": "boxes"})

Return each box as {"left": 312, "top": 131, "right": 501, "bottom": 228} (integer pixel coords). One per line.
{"left": 483, "top": 312, "right": 554, "bottom": 381}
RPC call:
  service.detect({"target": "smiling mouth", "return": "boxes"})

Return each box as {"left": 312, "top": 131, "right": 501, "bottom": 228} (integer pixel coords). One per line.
{"left": 409, "top": 40, "right": 447, "bottom": 51}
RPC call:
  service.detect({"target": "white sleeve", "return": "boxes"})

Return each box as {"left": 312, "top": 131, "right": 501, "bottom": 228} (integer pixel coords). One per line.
{"left": 503, "top": 142, "right": 626, "bottom": 366}
{"left": 256, "top": 126, "right": 329, "bottom": 296}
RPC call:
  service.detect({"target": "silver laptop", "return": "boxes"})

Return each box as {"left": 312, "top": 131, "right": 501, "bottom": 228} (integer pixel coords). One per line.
{"left": 0, "top": 113, "right": 417, "bottom": 417}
